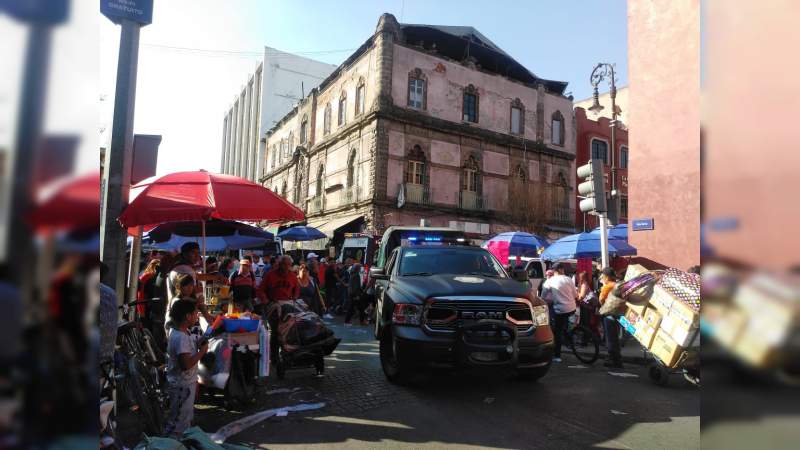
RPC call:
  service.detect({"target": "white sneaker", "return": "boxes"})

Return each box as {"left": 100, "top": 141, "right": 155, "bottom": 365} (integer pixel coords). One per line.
{"left": 553, "top": 357, "right": 562, "bottom": 363}
{"left": 323, "top": 313, "right": 334, "bottom": 320}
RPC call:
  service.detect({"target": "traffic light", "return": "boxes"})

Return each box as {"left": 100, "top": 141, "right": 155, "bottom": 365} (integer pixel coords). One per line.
{"left": 577, "top": 159, "right": 607, "bottom": 213}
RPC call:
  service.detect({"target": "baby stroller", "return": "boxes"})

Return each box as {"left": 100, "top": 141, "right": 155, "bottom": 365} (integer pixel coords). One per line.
{"left": 265, "top": 300, "right": 341, "bottom": 379}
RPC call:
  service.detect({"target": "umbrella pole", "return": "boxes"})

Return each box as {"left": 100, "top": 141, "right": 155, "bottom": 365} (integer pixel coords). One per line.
{"left": 126, "top": 226, "right": 144, "bottom": 307}
{"left": 201, "top": 220, "right": 207, "bottom": 302}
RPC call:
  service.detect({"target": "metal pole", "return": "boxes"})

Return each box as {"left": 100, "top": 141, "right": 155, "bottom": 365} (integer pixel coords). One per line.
{"left": 5, "top": 24, "right": 52, "bottom": 312}
{"left": 100, "top": 19, "right": 141, "bottom": 301}
{"left": 598, "top": 213, "right": 610, "bottom": 268}
{"left": 609, "top": 66, "right": 619, "bottom": 225}
{"left": 126, "top": 226, "right": 143, "bottom": 305}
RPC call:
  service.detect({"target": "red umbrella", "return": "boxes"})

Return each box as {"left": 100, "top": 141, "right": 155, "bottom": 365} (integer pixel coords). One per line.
{"left": 118, "top": 170, "right": 304, "bottom": 228}
{"left": 28, "top": 171, "right": 100, "bottom": 232}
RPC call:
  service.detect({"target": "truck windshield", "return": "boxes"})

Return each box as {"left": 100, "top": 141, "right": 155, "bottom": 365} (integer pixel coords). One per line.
{"left": 399, "top": 248, "right": 507, "bottom": 278}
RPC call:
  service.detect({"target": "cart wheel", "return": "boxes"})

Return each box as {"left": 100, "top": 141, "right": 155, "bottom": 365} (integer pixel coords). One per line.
{"left": 648, "top": 364, "right": 669, "bottom": 386}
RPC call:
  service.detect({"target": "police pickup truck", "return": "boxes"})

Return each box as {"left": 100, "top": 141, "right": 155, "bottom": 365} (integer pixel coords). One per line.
{"left": 370, "top": 227, "right": 554, "bottom": 383}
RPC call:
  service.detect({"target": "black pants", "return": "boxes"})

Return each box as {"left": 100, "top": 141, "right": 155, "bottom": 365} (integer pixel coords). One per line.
{"left": 552, "top": 311, "right": 574, "bottom": 358}
{"left": 345, "top": 295, "right": 366, "bottom": 323}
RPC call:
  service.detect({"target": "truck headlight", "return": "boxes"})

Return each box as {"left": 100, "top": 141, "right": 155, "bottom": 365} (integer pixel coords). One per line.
{"left": 532, "top": 305, "right": 550, "bottom": 326}
{"left": 393, "top": 304, "right": 422, "bottom": 325}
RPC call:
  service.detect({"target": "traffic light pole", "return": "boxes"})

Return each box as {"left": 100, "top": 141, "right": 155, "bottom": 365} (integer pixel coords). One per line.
{"left": 598, "top": 212, "right": 610, "bottom": 268}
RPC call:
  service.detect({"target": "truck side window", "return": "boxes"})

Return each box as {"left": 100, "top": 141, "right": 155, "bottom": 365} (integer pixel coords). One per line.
{"left": 385, "top": 249, "right": 399, "bottom": 276}
{"left": 527, "top": 262, "right": 544, "bottom": 279}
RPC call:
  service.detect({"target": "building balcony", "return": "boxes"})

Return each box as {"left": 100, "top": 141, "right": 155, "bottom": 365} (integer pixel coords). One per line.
{"left": 551, "top": 206, "right": 572, "bottom": 224}
{"left": 307, "top": 195, "right": 325, "bottom": 214}
{"left": 344, "top": 185, "right": 361, "bottom": 204}
{"left": 459, "top": 190, "right": 485, "bottom": 211}
{"left": 401, "top": 183, "right": 431, "bottom": 205}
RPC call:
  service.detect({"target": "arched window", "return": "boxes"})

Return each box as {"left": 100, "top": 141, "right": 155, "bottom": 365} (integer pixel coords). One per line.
{"left": 270, "top": 145, "right": 277, "bottom": 168}
{"left": 347, "top": 150, "right": 357, "bottom": 187}
{"left": 300, "top": 115, "right": 308, "bottom": 144}
{"left": 510, "top": 98, "right": 525, "bottom": 135}
{"left": 355, "top": 78, "right": 366, "bottom": 116}
{"left": 407, "top": 68, "right": 427, "bottom": 110}
{"left": 338, "top": 91, "right": 347, "bottom": 126}
{"left": 405, "top": 145, "right": 426, "bottom": 185}
{"left": 551, "top": 111, "right": 564, "bottom": 146}
{"left": 315, "top": 164, "right": 325, "bottom": 197}
{"left": 280, "top": 139, "right": 287, "bottom": 161}
{"left": 288, "top": 132, "right": 294, "bottom": 157}
{"left": 461, "top": 155, "right": 480, "bottom": 192}
{"left": 323, "top": 103, "right": 332, "bottom": 135}
{"left": 294, "top": 157, "right": 305, "bottom": 204}
{"left": 462, "top": 84, "right": 479, "bottom": 123}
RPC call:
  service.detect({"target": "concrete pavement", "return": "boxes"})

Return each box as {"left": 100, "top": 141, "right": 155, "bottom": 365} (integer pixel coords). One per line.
{"left": 194, "top": 317, "right": 699, "bottom": 449}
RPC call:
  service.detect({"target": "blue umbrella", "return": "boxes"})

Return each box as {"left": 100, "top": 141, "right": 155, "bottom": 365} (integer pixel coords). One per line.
{"left": 277, "top": 225, "right": 327, "bottom": 242}
{"left": 592, "top": 223, "right": 628, "bottom": 240}
{"left": 541, "top": 231, "right": 637, "bottom": 261}
{"left": 483, "top": 232, "right": 549, "bottom": 265}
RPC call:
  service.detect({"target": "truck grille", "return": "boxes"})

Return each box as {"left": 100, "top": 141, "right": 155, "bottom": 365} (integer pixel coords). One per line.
{"left": 424, "top": 299, "right": 534, "bottom": 333}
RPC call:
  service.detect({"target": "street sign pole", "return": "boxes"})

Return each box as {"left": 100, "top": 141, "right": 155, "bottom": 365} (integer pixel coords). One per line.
{"left": 598, "top": 213, "right": 609, "bottom": 268}
{"left": 100, "top": 18, "right": 140, "bottom": 297}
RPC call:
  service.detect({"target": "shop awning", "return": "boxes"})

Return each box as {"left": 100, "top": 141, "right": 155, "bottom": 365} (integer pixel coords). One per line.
{"left": 318, "top": 214, "right": 363, "bottom": 238}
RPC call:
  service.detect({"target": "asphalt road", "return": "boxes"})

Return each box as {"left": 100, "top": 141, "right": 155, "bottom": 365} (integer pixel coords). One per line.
{"left": 194, "top": 317, "right": 700, "bottom": 450}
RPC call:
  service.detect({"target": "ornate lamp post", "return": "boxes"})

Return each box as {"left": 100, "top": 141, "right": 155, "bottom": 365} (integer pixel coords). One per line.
{"left": 589, "top": 63, "right": 620, "bottom": 225}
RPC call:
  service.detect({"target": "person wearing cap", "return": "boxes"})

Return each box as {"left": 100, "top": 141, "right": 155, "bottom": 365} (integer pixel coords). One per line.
{"left": 229, "top": 258, "right": 256, "bottom": 312}
{"left": 540, "top": 262, "right": 578, "bottom": 363}
{"left": 165, "top": 242, "right": 224, "bottom": 328}
{"left": 599, "top": 267, "right": 623, "bottom": 368}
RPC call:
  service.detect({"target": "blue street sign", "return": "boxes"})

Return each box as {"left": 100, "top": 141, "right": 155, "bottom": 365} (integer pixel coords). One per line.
{"left": 632, "top": 218, "right": 654, "bottom": 231}
{"left": 100, "top": 0, "right": 153, "bottom": 25}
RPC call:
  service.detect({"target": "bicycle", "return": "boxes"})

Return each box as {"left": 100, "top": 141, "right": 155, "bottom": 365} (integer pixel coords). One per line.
{"left": 565, "top": 313, "right": 601, "bottom": 364}
{"left": 116, "top": 298, "right": 168, "bottom": 437}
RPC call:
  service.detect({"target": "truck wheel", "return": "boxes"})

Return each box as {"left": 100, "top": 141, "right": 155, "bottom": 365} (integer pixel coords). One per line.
{"left": 517, "top": 364, "right": 550, "bottom": 382}
{"left": 380, "top": 330, "right": 409, "bottom": 384}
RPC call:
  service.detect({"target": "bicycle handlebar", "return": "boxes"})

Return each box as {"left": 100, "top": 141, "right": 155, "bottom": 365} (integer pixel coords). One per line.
{"left": 118, "top": 298, "right": 163, "bottom": 309}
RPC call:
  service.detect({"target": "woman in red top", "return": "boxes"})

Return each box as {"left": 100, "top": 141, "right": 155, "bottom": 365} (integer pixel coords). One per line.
{"left": 137, "top": 258, "right": 161, "bottom": 316}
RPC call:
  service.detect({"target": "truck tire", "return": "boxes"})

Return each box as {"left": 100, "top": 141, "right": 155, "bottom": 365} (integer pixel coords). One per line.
{"left": 380, "top": 330, "right": 410, "bottom": 384}
{"left": 517, "top": 364, "right": 550, "bottom": 382}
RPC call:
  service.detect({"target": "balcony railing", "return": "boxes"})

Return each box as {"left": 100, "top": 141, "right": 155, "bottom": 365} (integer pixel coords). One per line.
{"left": 459, "top": 190, "right": 485, "bottom": 210}
{"left": 344, "top": 185, "right": 361, "bottom": 204}
{"left": 402, "top": 183, "right": 431, "bottom": 205}
{"left": 307, "top": 195, "right": 325, "bottom": 214}
{"left": 551, "top": 206, "right": 572, "bottom": 223}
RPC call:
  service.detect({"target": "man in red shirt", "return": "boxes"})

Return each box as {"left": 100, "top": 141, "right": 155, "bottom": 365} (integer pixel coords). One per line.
{"left": 257, "top": 255, "right": 299, "bottom": 303}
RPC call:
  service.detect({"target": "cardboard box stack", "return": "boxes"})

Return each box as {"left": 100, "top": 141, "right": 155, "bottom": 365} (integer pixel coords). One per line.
{"left": 621, "top": 267, "right": 700, "bottom": 368}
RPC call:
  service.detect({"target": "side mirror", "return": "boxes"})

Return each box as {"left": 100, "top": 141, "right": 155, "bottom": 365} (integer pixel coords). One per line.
{"left": 512, "top": 268, "right": 529, "bottom": 282}
{"left": 370, "top": 266, "right": 388, "bottom": 280}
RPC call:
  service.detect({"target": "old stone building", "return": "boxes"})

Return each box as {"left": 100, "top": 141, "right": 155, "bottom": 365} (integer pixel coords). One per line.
{"left": 260, "top": 14, "right": 576, "bottom": 243}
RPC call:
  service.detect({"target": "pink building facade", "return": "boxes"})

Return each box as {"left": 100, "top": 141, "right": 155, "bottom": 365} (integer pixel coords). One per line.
{"left": 260, "top": 14, "right": 576, "bottom": 244}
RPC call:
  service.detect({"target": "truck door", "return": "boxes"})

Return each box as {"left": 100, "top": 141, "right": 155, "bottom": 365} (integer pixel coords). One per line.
{"left": 375, "top": 248, "right": 399, "bottom": 338}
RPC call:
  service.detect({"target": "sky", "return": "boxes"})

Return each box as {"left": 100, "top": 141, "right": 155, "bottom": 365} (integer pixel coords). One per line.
{"left": 100, "top": 0, "right": 628, "bottom": 176}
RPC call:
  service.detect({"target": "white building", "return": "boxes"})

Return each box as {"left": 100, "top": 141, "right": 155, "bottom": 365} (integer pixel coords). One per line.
{"left": 220, "top": 47, "right": 336, "bottom": 182}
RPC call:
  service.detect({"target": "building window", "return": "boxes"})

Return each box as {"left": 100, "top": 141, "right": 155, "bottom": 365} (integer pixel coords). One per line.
{"left": 462, "top": 84, "right": 479, "bottom": 123}
{"left": 591, "top": 139, "right": 609, "bottom": 164}
{"left": 287, "top": 132, "right": 294, "bottom": 158}
{"left": 338, "top": 91, "right": 347, "bottom": 126}
{"left": 461, "top": 156, "right": 480, "bottom": 192}
{"left": 347, "top": 150, "right": 357, "bottom": 186}
{"left": 300, "top": 115, "right": 308, "bottom": 144}
{"left": 620, "top": 146, "right": 629, "bottom": 169}
{"left": 407, "top": 68, "right": 427, "bottom": 109}
{"left": 270, "top": 145, "right": 276, "bottom": 168}
{"left": 620, "top": 196, "right": 628, "bottom": 218}
{"left": 551, "top": 111, "right": 564, "bottom": 146}
{"left": 405, "top": 145, "right": 426, "bottom": 185}
{"left": 355, "top": 80, "right": 365, "bottom": 116}
{"left": 315, "top": 164, "right": 324, "bottom": 196}
{"left": 510, "top": 98, "right": 524, "bottom": 135}
{"left": 294, "top": 157, "right": 305, "bottom": 204}
{"left": 324, "top": 103, "right": 332, "bottom": 135}
{"left": 281, "top": 139, "right": 288, "bottom": 160}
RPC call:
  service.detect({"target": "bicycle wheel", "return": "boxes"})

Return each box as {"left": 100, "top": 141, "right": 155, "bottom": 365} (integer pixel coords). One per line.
{"left": 141, "top": 328, "right": 166, "bottom": 367}
{"left": 126, "top": 357, "right": 164, "bottom": 437}
{"left": 569, "top": 325, "right": 600, "bottom": 364}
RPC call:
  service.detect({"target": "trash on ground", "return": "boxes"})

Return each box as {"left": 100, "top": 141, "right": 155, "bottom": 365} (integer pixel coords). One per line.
{"left": 607, "top": 372, "right": 639, "bottom": 378}
{"left": 209, "top": 402, "right": 326, "bottom": 443}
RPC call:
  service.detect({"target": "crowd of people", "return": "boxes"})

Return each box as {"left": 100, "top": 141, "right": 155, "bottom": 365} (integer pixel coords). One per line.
{"left": 539, "top": 263, "right": 624, "bottom": 369}
{"left": 132, "top": 243, "right": 374, "bottom": 437}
